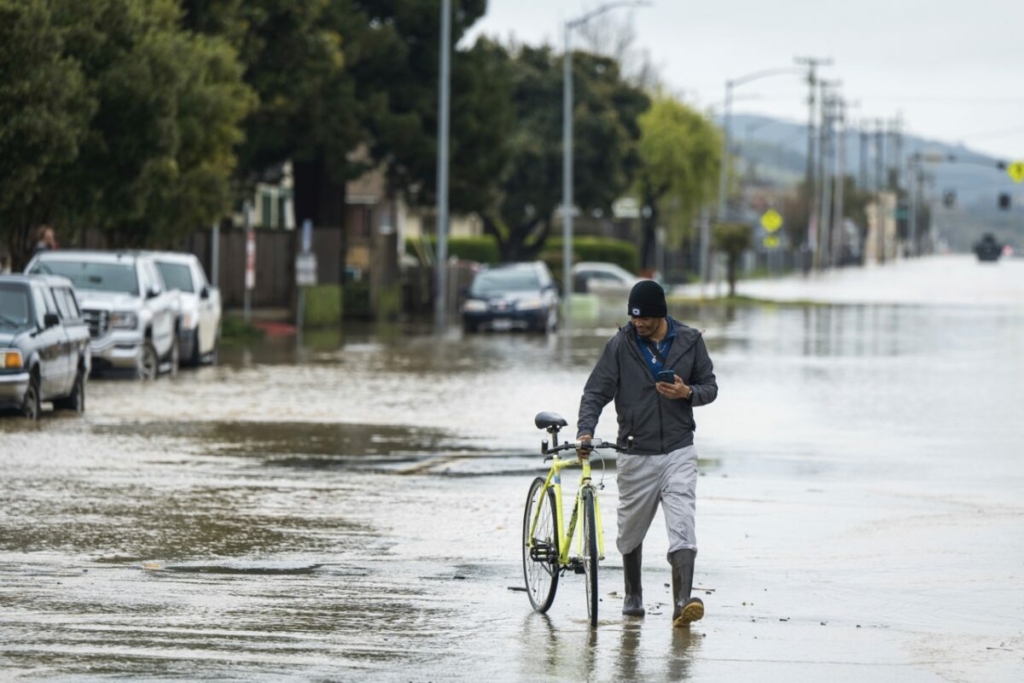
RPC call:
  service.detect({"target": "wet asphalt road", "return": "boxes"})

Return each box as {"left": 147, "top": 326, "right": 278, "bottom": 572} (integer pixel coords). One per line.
{"left": 1, "top": 255, "right": 1023, "bottom": 682}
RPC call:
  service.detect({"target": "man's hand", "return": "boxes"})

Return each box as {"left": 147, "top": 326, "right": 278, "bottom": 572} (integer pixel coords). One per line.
{"left": 576, "top": 434, "right": 592, "bottom": 459}
{"left": 656, "top": 375, "right": 693, "bottom": 400}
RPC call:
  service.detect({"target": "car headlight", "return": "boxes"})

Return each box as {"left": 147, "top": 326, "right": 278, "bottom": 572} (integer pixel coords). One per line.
{"left": 517, "top": 298, "right": 544, "bottom": 311}
{"left": 462, "top": 299, "right": 487, "bottom": 313}
{"left": 110, "top": 312, "right": 138, "bottom": 329}
{"left": 1, "top": 350, "right": 23, "bottom": 370}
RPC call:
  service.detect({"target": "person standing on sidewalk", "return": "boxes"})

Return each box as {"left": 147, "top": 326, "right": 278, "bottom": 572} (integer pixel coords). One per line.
{"left": 576, "top": 280, "right": 718, "bottom": 627}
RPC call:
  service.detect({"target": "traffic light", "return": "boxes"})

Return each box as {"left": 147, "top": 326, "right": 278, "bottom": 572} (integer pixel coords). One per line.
{"left": 943, "top": 191, "right": 956, "bottom": 208}
{"left": 998, "top": 193, "right": 1012, "bottom": 210}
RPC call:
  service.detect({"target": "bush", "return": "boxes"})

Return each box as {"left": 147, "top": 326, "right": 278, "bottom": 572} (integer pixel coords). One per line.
{"left": 405, "top": 236, "right": 500, "bottom": 265}
{"left": 343, "top": 281, "right": 372, "bottom": 319}
{"left": 304, "top": 284, "right": 342, "bottom": 328}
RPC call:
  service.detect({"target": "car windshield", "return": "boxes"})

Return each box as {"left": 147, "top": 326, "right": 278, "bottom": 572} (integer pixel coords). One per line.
{"left": 29, "top": 260, "right": 139, "bottom": 295}
{"left": 0, "top": 285, "right": 32, "bottom": 329}
{"left": 156, "top": 262, "right": 194, "bottom": 293}
{"left": 471, "top": 268, "right": 541, "bottom": 296}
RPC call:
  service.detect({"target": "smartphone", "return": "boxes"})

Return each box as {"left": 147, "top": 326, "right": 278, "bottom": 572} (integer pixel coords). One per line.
{"left": 657, "top": 370, "right": 675, "bottom": 384}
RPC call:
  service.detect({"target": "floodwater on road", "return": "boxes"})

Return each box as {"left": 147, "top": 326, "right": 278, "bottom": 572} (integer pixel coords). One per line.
{"left": 1, "top": 255, "right": 1023, "bottom": 682}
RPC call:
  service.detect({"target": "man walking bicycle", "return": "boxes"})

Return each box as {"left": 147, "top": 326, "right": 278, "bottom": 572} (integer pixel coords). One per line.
{"left": 576, "top": 280, "right": 718, "bottom": 626}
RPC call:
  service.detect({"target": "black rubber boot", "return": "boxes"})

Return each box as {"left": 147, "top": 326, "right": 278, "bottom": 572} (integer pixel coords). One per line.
{"left": 622, "top": 546, "right": 645, "bottom": 617}
{"left": 669, "top": 549, "right": 704, "bottom": 627}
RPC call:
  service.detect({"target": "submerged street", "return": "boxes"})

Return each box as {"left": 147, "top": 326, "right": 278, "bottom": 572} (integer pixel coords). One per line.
{"left": 2, "top": 255, "right": 1023, "bottom": 682}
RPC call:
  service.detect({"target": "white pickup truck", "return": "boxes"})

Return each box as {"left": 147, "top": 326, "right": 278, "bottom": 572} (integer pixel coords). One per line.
{"left": 26, "top": 250, "right": 179, "bottom": 379}
{"left": 150, "top": 251, "right": 222, "bottom": 366}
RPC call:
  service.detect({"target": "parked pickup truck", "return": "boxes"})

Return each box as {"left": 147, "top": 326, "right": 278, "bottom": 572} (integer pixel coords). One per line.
{"left": 150, "top": 251, "right": 222, "bottom": 366}
{"left": 26, "top": 250, "right": 179, "bottom": 379}
{"left": 0, "top": 274, "right": 91, "bottom": 420}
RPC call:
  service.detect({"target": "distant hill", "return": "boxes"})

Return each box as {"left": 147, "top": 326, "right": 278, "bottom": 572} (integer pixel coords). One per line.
{"left": 725, "top": 113, "right": 1024, "bottom": 251}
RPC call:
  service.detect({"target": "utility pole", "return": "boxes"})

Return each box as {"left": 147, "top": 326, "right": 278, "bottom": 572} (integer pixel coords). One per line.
{"left": 907, "top": 154, "right": 919, "bottom": 257}
{"left": 858, "top": 123, "right": 869, "bottom": 190}
{"left": 874, "top": 120, "right": 886, "bottom": 264}
{"left": 795, "top": 56, "right": 833, "bottom": 269}
{"left": 816, "top": 81, "right": 840, "bottom": 271}
{"left": 831, "top": 98, "right": 847, "bottom": 268}
{"left": 434, "top": 0, "right": 452, "bottom": 332}
{"left": 814, "top": 83, "right": 830, "bottom": 271}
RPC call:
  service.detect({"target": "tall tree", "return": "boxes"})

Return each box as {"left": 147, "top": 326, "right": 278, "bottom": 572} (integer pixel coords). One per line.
{"left": 634, "top": 95, "right": 721, "bottom": 271}
{"left": 0, "top": 0, "right": 93, "bottom": 265}
{"left": 480, "top": 44, "right": 649, "bottom": 261}
{"left": 0, "top": 0, "right": 255, "bottom": 259}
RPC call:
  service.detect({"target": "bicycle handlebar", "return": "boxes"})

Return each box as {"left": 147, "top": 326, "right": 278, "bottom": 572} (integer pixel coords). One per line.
{"left": 544, "top": 436, "right": 631, "bottom": 455}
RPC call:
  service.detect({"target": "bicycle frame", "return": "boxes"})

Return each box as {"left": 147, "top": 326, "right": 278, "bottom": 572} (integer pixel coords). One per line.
{"left": 528, "top": 453, "right": 605, "bottom": 568}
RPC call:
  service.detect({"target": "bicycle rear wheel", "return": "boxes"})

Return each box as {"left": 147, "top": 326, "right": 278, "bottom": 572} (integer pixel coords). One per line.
{"left": 582, "top": 487, "right": 599, "bottom": 627}
{"left": 523, "top": 477, "right": 559, "bottom": 612}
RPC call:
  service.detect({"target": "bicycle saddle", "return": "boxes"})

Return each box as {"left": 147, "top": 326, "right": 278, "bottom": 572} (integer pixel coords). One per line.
{"left": 535, "top": 412, "right": 568, "bottom": 430}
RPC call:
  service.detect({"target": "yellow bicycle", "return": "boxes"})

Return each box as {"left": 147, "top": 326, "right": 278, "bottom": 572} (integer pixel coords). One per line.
{"left": 522, "top": 411, "right": 630, "bottom": 627}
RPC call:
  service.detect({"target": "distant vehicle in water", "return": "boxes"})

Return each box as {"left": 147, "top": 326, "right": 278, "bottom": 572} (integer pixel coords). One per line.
{"left": 460, "top": 261, "right": 560, "bottom": 334}
{"left": 974, "top": 234, "right": 1003, "bottom": 262}
{"left": 571, "top": 262, "right": 642, "bottom": 294}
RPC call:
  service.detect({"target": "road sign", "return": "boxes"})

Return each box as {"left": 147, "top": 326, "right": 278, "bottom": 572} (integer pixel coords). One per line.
{"left": 296, "top": 252, "right": 318, "bottom": 286}
{"left": 760, "top": 209, "right": 783, "bottom": 233}
{"left": 245, "top": 229, "right": 256, "bottom": 291}
{"left": 763, "top": 236, "right": 781, "bottom": 249}
{"left": 1008, "top": 161, "right": 1024, "bottom": 183}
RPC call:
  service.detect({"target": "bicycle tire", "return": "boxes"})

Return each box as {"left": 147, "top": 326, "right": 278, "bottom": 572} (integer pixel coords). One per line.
{"left": 582, "top": 487, "right": 599, "bottom": 627}
{"left": 522, "top": 476, "right": 559, "bottom": 612}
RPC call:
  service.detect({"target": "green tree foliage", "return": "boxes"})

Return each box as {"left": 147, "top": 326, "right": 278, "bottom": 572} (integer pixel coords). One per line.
{"left": 712, "top": 222, "right": 751, "bottom": 297}
{"left": 0, "top": 0, "right": 93, "bottom": 262}
{"left": 0, "top": 0, "right": 255, "bottom": 260}
{"left": 479, "top": 44, "right": 649, "bottom": 261}
{"left": 635, "top": 95, "right": 721, "bottom": 270}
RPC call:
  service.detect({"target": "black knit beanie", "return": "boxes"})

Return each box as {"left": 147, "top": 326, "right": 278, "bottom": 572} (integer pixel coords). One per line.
{"left": 627, "top": 280, "right": 667, "bottom": 318}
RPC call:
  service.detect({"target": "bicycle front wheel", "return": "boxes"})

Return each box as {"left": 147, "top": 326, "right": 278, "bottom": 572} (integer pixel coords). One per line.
{"left": 523, "top": 477, "right": 559, "bottom": 612}
{"left": 582, "top": 487, "right": 599, "bottom": 627}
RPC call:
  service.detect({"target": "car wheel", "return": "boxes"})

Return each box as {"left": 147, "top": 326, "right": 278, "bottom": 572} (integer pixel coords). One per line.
{"left": 463, "top": 320, "right": 478, "bottom": 334}
{"left": 54, "top": 367, "right": 86, "bottom": 413}
{"left": 165, "top": 336, "right": 180, "bottom": 377}
{"left": 137, "top": 342, "right": 159, "bottom": 381}
{"left": 22, "top": 372, "right": 41, "bottom": 421}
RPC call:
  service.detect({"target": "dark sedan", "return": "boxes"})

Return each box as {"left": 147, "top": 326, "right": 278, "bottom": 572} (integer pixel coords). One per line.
{"left": 0, "top": 275, "right": 91, "bottom": 420}
{"left": 460, "top": 262, "right": 560, "bottom": 334}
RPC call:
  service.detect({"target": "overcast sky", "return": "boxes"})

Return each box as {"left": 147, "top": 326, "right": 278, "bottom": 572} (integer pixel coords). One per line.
{"left": 468, "top": 0, "right": 1024, "bottom": 162}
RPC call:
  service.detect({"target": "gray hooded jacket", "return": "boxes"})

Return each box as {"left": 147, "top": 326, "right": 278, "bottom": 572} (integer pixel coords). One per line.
{"left": 577, "top": 317, "right": 718, "bottom": 455}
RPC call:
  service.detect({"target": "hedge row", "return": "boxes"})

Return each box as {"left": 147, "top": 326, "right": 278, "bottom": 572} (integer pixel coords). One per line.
{"left": 405, "top": 236, "right": 500, "bottom": 265}
{"left": 404, "top": 235, "right": 638, "bottom": 274}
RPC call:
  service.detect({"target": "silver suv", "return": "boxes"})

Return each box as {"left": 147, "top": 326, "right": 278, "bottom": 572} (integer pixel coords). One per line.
{"left": 26, "top": 251, "right": 179, "bottom": 379}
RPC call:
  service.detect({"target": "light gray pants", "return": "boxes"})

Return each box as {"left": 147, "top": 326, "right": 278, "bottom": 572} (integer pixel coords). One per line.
{"left": 616, "top": 445, "right": 698, "bottom": 561}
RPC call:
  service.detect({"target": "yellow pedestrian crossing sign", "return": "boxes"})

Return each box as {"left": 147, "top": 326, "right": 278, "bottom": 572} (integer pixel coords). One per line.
{"left": 1008, "top": 161, "right": 1024, "bottom": 183}
{"left": 760, "top": 209, "right": 783, "bottom": 233}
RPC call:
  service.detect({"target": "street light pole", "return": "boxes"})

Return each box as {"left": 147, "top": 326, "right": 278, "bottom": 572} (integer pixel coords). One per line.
{"left": 562, "top": 19, "right": 574, "bottom": 328}
{"left": 434, "top": 0, "right": 452, "bottom": 332}
{"left": 562, "top": 1, "right": 650, "bottom": 329}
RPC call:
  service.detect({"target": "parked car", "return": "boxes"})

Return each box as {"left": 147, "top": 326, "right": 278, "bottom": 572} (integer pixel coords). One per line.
{"left": 461, "top": 262, "right": 560, "bottom": 334}
{"left": 571, "top": 261, "right": 643, "bottom": 294}
{"left": 150, "top": 251, "right": 222, "bottom": 366}
{"left": 25, "top": 250, "right": 179, "bottom": 379}
{"left": 0, "top": 274, "right": 91, "bottom": 419}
